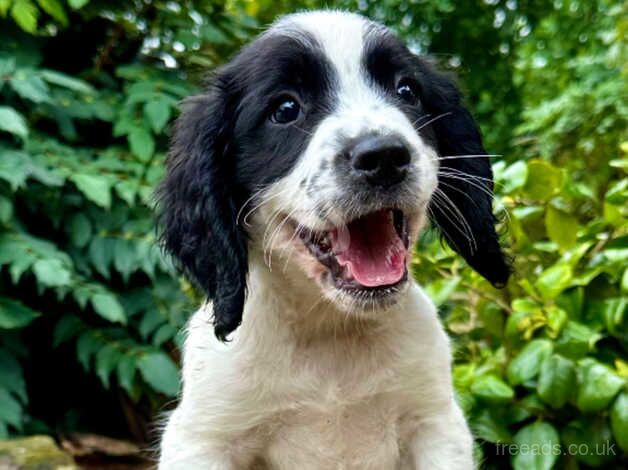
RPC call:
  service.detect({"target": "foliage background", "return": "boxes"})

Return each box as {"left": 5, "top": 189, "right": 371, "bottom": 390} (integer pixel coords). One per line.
{"left": 0, "top": 0, "right": 626, "bottom": 468}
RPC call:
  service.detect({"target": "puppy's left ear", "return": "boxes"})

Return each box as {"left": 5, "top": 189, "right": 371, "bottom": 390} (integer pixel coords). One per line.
{"left": 156, "top": 87, "right": 248, "bottom": 340}
{"left": 419, "top": 63, "right": 510, "bottom": 287}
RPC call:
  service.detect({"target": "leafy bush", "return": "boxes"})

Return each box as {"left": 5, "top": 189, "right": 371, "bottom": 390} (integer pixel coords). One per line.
{"left": 1, "top": 0, "right": 627, "bottom": 468}
{"left": 0, "top": 0, "right": 251, "bottom": 439}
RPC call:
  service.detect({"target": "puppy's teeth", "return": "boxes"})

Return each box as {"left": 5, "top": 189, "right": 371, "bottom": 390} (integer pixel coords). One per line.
{"left": 319, "top": 234, "right": 331, "bottom": 251}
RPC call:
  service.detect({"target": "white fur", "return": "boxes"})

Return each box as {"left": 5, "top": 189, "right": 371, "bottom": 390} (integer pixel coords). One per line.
{"left": 159, "top": 11, "right": 474, "bottom": 470}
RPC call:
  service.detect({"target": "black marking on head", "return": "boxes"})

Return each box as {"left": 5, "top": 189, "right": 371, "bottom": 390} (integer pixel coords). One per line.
{"left": 363, "top": 29, "right": 510, "bottom": 287}
{"left": 157, "top": 29, "right": 337, "bottom": 340}
{"left": 230, "top": 33, "right": 337, "bottom": 190}
{"left": 362, "top": 30, "right": 430, "bottom": 135}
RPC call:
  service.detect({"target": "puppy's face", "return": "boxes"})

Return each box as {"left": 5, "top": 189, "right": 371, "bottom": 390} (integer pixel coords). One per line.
{"left": 158, "top": 11, "right": 510, "bottom": 339}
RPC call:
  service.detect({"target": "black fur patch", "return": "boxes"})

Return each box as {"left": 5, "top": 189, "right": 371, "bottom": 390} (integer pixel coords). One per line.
{"left": 156, "top": 32, "right": 336, "bottom": 340}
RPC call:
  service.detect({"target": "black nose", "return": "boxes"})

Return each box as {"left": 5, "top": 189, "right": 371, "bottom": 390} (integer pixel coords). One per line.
{"left": 349, "top": 135, "right": 411, "bottom": 188}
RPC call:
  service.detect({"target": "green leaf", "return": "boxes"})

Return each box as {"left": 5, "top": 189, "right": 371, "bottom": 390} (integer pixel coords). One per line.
{"left": 138, "top": 351, "right": 180, "bottom": 396}
{"left": 9, "top": 254, "right": 35, "bottom": 284}
{"left": 128, "top": 127, "right": 155, "bottom": 161}
{"left": 139, "top": 310, "right": 164, "bottom": 340}
{"left": 88, "top": 237, "right": 113, "bottom": 278}
{"left": 554, "top": 321, "right": 600, "bottom": 359}
{"left": 536, "top": 263, "right": 573, "bottom": 299}
{"left": 0, "top": 349, "right": 27, "bottom": 402}
{"left": 561, "top": 417, "right": 616, "bottom": 467}
{"left": 91, "top": 292, "right": 126, "bottom": 324}
{"left": 144, "top": 97, "right": 171, "bottom": 133}
{"left": 544, "top": 305, "right": 568, "bottom": 338}
{"left": 470, "top": 374, "right": 514, "bottom": 403}
{"left": 53, "top": 315, "right": 83, "bottom": 347}
{"left": 70, "top": 173, "right": 112, "bottom": 208}
{"left": 40, "top": 69, "right": 94, "bottom": 93}
{"left": 66, "top": 213, "right": 92, "bottom": 248}
{"left": 425, "top": 276, "right": 460, "bottom": 307}
{"left": 601, "top": 297, "right": 627, "bottom": 336}
{"left": 611, "top": 393, "right": 628, "bottom": 452}
{"left": 545, "top": 206, "right": 579, "bottom": 251}
{"left": 523, "top": 160, "right": 564, "bottom": 200}
{"left": 575, "top": 359, "right": 625, "bottom": 413}
{"left": 512, "top": 422, "right": 560, "bottom": 470}
{"left": 498, "top": 160, "right": 528, "bottom": 194}
{"left": 507, "top": 339, "right": 553, "bottom": 386}
{"left": 36, "top": 0, "right": 67, "bottom": 24}
{"left": 67, "top": 0, "right": 88, "bottom": 9}
{"left": 113, "top": 238, "right": 136, "bottom": 281}
{"left": 201, "top": 23, "right": 230, "bottom": 44}
{"left": 0, "top": 297, "right": 40, "bottom": 329}
{"left": 116, "top": 354, "right": 136, "bottom": 393}
{"left": 556, "top": 287, "right": 584, "bottom": 320}
{"left": 537, "top": 354, "right": 576, "bottom": 408}
{"left": 0, "top": 56, "right": 16, "bottom": 77}
{"left": 0, "top": 106, "right": 28, "bottom": 138}
{"left": 471, "top": 409, "right": 513, "bottom": 444}
{"left": 152, "top": 323, "right": 176, "bottom": 346}
{"left": 0, "top": 0, "right": 12, "bottom": 16}
{"left": 11, "top": 0, "right": 39, "bottom": 33}
{"left": 95, "top": 344, "right": 120, "bottom": 388}
{"left": 9, "top": 71, "right": 50, "bottom": 103}
{"left": 32, "top": 258, "right": 72, "bottom": 287}
{"left": 76, "top": 332, "right": 100, "bottom": 371}
{"left": 114, "top": 180, "right": 136, "bottom": 205}
{"left": 0, "top": 195, "right": 12, "bottom": 223}
{"left": 0, "top": 388, "right": 23, "bottom": 429}
{"left": 0, "top": 149, "right": 31, "bottom": 190}
{"left": 605, "top": 179, "right": 628, "bottom": 205}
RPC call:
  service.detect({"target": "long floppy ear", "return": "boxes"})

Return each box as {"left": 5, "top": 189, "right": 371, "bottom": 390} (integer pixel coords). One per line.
{"left": 156, "top": 86, "right": 248, "bottom": 340}
{"left": 420, "top": 64, "right": 510, "bottom": 287}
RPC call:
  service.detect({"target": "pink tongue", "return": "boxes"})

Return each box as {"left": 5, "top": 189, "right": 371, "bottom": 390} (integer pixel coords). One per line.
{"left": 332, "top": 210, "right": 407, "bottom": 287}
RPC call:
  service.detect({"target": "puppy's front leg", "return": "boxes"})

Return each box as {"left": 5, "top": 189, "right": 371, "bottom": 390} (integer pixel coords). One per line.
{"left": 408, "top": 402, "right": 475, "bottom": 470}
{"left": 158, "top": 408, "right": 238, "bottom": 470}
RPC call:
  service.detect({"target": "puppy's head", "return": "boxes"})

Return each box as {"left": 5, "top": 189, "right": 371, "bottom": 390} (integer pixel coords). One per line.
{"left": 157, "top": 11, "right": 510, "bottom": 340}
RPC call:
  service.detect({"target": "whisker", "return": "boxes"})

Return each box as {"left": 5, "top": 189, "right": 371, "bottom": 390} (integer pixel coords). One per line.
{"left": 435, "top": 188, "right": 477, "bottom": 251}
{"left": 242, "top": 187, "right": 293, "bottom": 227}
{"left": 264, "top": 206, "right": 300, "bottom": 269}
{"left": 438, "top": 168, "right": 495, "bottom": 185}
{"left": 236, "top": 186, "right": 267, "bottom": 225}
{"left": 290, "top": 124, "right": 313, "bottom": 136}
{"left": 414, "top": 112, "right": 452, "bottom": 132}
{"left": 432, "top": 154, "right": 501, "bottom": 161}
{"left": 438, "top": 169, "right": 511, "bottom": 222}
{"left": 437, "top": 172, "right": 496, "bottom": 201}
{"left": 431, "top": 189, "right": 477, "bottom": 253}
{"left": 410, "top": 113, "right": 432, "bottom": 127}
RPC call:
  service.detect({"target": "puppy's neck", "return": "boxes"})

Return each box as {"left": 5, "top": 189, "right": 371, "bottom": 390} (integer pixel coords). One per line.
{"left": 240, "top": 251, "right": 405, "bottom": 343}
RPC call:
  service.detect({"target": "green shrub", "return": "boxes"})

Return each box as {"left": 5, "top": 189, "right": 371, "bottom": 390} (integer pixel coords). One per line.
{"left": 0, "top": 0, "right": 251, "bottom": 438}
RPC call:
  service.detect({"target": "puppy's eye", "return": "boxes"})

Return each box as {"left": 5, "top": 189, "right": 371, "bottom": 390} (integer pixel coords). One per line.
{"left": 270, "top": 97, "right": 301, "bottom": 124}
{"left": 396, "top": 79, "right": 419, "bottom": 105}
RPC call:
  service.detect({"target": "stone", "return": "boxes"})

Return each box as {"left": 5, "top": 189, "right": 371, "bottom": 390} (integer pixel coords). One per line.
{"left": 0, "top": 435, "right": 77, "bottom": 470}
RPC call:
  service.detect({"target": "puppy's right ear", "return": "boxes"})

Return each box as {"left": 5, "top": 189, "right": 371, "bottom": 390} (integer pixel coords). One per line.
{"left": 156, "top": 85, "right": 248, "bottom": 341}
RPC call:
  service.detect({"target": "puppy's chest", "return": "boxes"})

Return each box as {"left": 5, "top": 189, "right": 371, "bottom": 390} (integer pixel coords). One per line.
{"left": 254, "top": 347, "right": 418, "bottom": 469}
{"left": 262, "top": 394, "right": 410, "bottom": 470}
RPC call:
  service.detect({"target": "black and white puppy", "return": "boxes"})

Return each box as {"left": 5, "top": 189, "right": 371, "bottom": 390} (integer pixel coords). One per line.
{"left": 157, "top": 10, "right": 509, "bottom": 470}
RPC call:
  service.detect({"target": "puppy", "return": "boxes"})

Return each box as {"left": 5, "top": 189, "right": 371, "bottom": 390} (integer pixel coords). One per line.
{"left": 157, "top": 10, "right": 509, "bottom": 469}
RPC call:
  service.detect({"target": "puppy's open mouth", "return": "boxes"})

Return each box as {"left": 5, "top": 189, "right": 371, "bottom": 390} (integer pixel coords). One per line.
{"left": 295, "top": 209, "right": 409, "bottom": 294}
